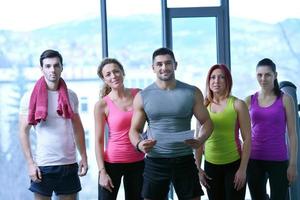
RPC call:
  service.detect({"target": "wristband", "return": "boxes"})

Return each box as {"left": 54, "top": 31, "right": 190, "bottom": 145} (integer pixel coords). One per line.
{"left": 136, "top": 139, "right": 143, "bottom": 152}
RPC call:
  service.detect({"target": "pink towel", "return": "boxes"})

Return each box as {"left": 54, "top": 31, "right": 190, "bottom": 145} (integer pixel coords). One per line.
{"left": 28, "top": 76, "right": 74, "bottom": 125}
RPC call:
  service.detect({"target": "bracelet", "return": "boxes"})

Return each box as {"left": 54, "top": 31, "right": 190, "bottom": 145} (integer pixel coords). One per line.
{"left": 136, "top": 139, "right": 143, "bottom": 152}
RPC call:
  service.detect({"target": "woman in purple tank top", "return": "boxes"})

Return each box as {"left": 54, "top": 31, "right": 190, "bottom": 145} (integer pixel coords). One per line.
{"left": 245, "top": 58, "right": 298, "bottom": 200}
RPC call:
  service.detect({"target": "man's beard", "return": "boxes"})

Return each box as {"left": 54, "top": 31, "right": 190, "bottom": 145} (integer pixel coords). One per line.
{"left": 158, "top": 73, "right": 175, "bottom": 81}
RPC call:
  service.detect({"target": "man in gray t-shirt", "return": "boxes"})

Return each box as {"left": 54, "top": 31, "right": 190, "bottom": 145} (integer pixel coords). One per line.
{"left": 130, "top": 47, "right": 213, "bottom": 200}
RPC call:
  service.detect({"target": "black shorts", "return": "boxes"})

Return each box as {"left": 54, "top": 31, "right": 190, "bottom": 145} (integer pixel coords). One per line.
{"left": 142, "top": 155, "right": 204, "bottom": 200}
{"left": 29, "top": 163, "right": 81, "bottom": 197}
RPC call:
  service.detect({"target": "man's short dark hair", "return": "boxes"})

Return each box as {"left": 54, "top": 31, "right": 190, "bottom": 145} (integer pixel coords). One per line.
{"left": 40, "top": 49, "right": 63, "bottom": 67}
{"left": 152, "top": 47, "right": 176, "bottom": 63}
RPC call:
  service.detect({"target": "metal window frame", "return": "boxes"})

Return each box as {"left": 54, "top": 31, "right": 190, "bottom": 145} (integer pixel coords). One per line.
{"left": 99, "top": 1, "right": 300, "bottom": 200}
{"left": 100, "top": 0, "right": 108, "bottom": 58}
{"left": 161, "top": 0, "right": 231, "bottom": 68}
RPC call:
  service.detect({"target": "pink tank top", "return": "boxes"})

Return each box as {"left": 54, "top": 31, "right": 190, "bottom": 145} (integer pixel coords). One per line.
{"left": 250, "top": 92, "right": 288, "bottom": 161}
{"left": 103, "top": 88, "right": 144, "bottom": 163}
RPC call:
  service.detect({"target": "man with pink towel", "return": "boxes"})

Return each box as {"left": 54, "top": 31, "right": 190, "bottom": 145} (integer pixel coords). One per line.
{"left": 19, "top": 49, "right": 88, "bottom": 200}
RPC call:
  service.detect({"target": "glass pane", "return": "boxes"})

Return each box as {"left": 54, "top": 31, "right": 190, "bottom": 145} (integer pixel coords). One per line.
{"left": 172, "top": 17, "right": 217, "bottom": 199}
{"left": 172, "top": 17, "right": 217, "bottom": 92}
{"left": 106, "top": 0, "right": 162, "bottom": 89}
{"left": 230, "top": 0, "right": 300, "bottom": 103}
{"left": 0, "top": 0, "right": 100, "bottom": 199}
{"left": 167, "top": 0, "right": 220, "bottom": 8}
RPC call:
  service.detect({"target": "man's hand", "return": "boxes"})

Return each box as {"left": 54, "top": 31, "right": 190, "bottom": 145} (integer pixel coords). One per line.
{"left": 198, "top": 168, "right": 212, "bottom": 188}
{"left": 78, "top": 158, "right": 88, "bottom": 176}
{"left": 138, "top": 139, "right": 156, "bottom": 153}
{"left": 184, "top": 138, "right": 202, "bottom": 149}
{"left": 28, "top": 162, "right": 42, "bottom": 182}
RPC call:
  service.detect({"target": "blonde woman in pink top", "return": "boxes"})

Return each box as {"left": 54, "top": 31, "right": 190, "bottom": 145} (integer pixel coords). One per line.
{"left": 94, "top": 58, "right": 144, "bottom": 200}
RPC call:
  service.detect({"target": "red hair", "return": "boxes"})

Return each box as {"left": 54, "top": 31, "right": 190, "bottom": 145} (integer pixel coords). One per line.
{"left": 204, "top": 64, "right": 232, "bottom": 106}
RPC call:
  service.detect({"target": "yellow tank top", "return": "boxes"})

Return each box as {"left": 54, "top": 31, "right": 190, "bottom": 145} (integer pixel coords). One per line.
{"left": 205, "top": 96, "right": 241, "bottom": 164}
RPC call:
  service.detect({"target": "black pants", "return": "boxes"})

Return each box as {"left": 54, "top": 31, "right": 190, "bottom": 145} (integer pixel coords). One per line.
{"left": 204, "top": 160, "right": 246, "bottom": 200}
{"left": 247, "top": 159, "right": 288, "bottom": 200}
{"left": 98, "top": 160, "right": 144, "bottom": 200}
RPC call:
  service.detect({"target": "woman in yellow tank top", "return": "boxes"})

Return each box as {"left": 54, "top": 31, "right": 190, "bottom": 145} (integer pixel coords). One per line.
{"left": 195, "top": 64, "right": 251, "bottom": 200}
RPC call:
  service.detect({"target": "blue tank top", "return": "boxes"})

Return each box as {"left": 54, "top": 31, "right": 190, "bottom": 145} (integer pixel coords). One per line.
{"left": 140, "top": 80, "right": 195, "bottom": 158}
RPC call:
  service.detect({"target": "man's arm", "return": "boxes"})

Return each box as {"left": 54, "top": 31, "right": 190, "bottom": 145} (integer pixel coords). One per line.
{"left": 129, "top": 93, "right": 156, "bottom": 153}
{"left": 72, "top": 113, "right": 88, "bottom": 176}
{"left": 193, "top": 87, "right": 213, "bottom": 146}
{"left": 19, "top": 115, "right": 42, "bottom": 182}
{"left": 194, "top": 121, "right": 203, "bottom": 170}
{"left": 194, "top": 142, "right": 211, "bottom": 188}
{"left": 191, "top": 88, "right": 213, "bottom": 187}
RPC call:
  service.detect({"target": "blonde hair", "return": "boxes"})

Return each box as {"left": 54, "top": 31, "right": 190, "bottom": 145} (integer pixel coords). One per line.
{"left": 97, "top": 58, "right": 125, "bottom": 98}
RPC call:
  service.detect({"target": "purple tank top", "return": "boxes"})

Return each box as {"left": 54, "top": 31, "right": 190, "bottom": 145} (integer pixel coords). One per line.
{"left": 250, "top": 92, "right": 287, "bottom": 161}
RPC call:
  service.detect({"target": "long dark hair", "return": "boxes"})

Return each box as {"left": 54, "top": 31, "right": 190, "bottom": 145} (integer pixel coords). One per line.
{"left": 97, "top": 58, "right": 125, "bottom": 98}
{"left": 256, "top": 58, "right": 281, "bottom": 97}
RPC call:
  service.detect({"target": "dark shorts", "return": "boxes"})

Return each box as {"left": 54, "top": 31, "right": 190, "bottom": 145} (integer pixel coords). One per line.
{"left": 142, "top": 155, "right": 204, "bottom": 200}
{"left": 29, "top": 163, "right": 81, "bottom": 197}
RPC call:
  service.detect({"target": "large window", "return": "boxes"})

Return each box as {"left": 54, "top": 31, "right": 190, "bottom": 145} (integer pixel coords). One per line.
{"left": 0, "top": 0, "right": 101, "bottom": 199}
{"left": 230, "top": 0, "right": 300, "bottom": 102}
{"left": 167, "top": 0, "right": 220, "bottom": 7}
{"left": 105, "top": 0, "right": 162, "bottom": 89}
{"left": 1, "top": 0, "right": 299, "bottom": 199}
{"left": 172, "top": 17, "right": 217, "bottom": 90}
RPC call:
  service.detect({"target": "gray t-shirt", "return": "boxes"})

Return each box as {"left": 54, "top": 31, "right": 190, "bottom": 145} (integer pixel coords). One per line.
{"left": 141, "top": 80, "right": 195, "bottom": 158}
